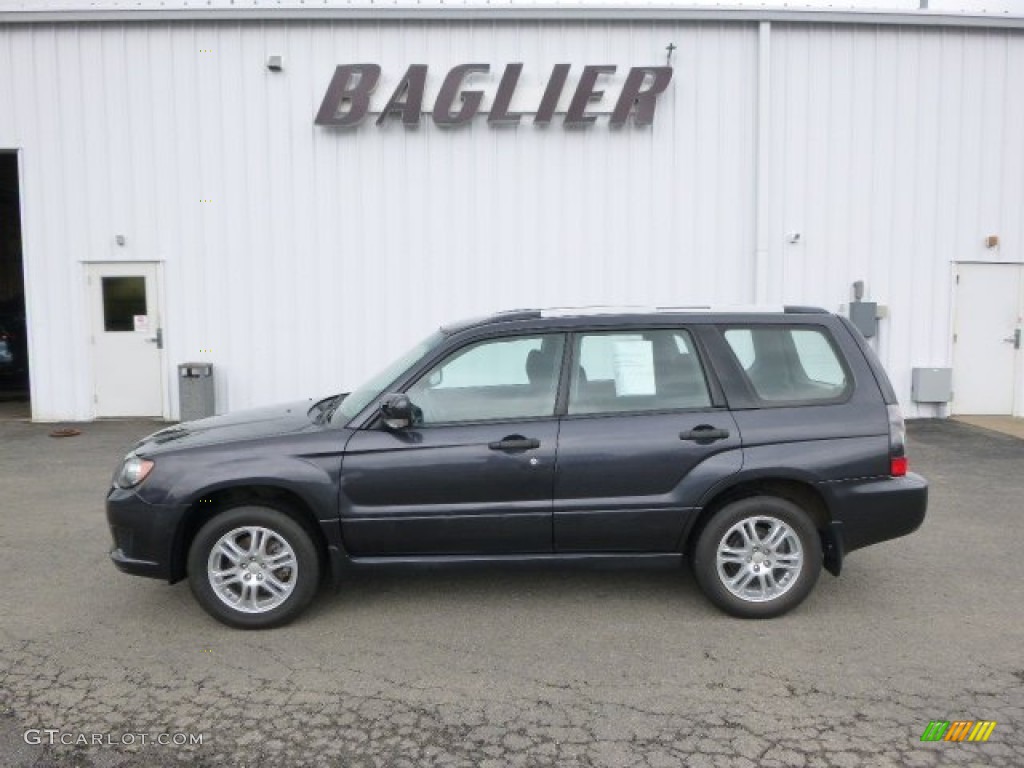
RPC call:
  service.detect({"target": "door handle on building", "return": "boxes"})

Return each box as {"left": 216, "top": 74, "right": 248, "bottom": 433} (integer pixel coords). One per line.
{"left": 144, "top": 327, "right": 164, "bottom": 349}
{"left": 1002, "top": 328, "right": 1021, "bottom": 349}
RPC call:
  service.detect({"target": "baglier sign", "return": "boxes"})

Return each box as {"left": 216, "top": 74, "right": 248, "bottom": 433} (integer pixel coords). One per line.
{"left": 314, "top": 63, "right": 674, "bottom": 129}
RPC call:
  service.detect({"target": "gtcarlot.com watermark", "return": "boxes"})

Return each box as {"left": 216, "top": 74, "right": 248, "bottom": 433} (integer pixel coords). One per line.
{"left": 24, "top": 729, "right": 204, "bottom": 747}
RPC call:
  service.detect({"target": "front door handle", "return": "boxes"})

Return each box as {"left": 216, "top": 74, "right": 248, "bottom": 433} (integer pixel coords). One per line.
{"left": 488, "top": 436, "right": 541, "bottom": 451}
{"left": 680, "top": 425, "right": 731, "bottom": 442}
{"left": 1002, "top": 328, "right": 1021, "bottom": 349}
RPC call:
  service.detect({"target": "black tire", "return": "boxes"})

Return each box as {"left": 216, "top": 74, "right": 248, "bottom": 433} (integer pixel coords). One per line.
{"left": 187, "top": 505, "right": 320, "bottom": 629}
{"left": 692, "top": 496, "right": 822, "bottom": 619}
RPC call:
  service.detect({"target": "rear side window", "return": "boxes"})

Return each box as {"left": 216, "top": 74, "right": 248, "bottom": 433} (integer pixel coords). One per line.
{"left": 569, "top": 329, "right": 712, "bottom": 415}
{"left": 723, "top": 326, "right": 849, "bottom": 403}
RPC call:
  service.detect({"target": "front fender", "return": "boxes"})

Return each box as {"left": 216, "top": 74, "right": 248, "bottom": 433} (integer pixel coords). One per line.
{"left": 137, "top": 444, "right": 342, "bottom": 521}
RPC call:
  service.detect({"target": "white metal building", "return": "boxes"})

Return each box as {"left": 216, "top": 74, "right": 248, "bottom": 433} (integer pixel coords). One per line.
{"left": 0, "top": 1, "right": 1022, "bottom": 421}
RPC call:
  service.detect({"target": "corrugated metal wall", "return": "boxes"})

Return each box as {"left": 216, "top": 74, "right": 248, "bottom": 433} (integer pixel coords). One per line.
{"left": 766, "top": 22, "right": 1024, "bottom": 417}
{"left": 0, "top": 17, "right": 1021, "bottom": 419}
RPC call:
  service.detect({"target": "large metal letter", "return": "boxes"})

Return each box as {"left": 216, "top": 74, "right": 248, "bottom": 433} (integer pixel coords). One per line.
{"left": 314, "top": 64, "right": 381, "bottom": 127}
{"left": 610, "top": 66, "right": 673, "bottom": 126}
{"left": 433, "top": 64, "right": 489, "bottom": 126}
{"left": 535, "top": 64, "right": 570, "bottom": 125}
{"left": 376, "top": 65, "right": 428, "bottom": 126}
{"left": 565, "top": 65, "right": 616, "bottom": 126}
{"left": 488, "top": 63, "right": 525, "bottom": 125}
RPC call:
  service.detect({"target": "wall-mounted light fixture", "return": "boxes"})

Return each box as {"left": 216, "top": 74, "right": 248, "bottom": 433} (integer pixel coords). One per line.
{"left": 115, "top": 234, "right": 126, "bottom": 247}
{"left": 266, "top": 55, "right": 284, "bottom": 72}
{"left": 985, "top": 235, "right": 999, "bottom": 249}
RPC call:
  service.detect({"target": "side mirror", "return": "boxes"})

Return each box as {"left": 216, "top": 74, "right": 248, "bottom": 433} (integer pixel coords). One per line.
{"left": 380, "top": 393, "right": 414, "bottom": 430}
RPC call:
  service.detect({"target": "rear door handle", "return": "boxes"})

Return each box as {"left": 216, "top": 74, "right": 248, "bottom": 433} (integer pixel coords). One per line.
{"left": 488, "top": 436, "right": 541, "bottom": 451}
{"left": 679, "top": 425, "right": 731, "bottom": 442}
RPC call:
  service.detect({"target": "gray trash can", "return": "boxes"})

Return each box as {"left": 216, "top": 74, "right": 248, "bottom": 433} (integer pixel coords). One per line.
{"left": 178, "top": 363, "right": 215, "bottom": 421}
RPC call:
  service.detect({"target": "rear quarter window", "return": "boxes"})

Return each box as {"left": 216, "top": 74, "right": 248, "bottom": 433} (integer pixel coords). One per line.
{"left": 723, "top": 326, "right": 850, "bottom": 404}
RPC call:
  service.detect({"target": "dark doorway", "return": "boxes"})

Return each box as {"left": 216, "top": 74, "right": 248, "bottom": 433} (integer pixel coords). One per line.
{"left": 0, "top": 152, "right": 29, "bottom": 411}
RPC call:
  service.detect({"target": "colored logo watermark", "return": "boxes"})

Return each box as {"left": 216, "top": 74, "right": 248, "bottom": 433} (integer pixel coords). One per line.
{"left": 921, "top": 720, "right": 997, "bottom": 742}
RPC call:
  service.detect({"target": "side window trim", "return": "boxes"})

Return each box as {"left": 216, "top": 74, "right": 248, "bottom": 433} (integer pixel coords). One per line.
{"left": 554, "top": 331, "right": 576, "bottom": 417}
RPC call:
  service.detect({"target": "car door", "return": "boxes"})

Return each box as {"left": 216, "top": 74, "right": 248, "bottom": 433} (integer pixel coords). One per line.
{"left": 340, "top": 333, "right": 566, "bottom": 556}
{"left": 553, "top": 327, "right": 741, "bottom": 552}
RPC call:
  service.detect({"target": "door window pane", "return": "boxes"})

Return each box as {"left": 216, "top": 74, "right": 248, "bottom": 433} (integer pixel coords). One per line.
{"left": 569, "top": 329, "right": 711, "bottom": 415}
{"left": 102, "top": 276, "right": 147, "bottom": 332}
{"left": 408, "top": 335, "right": 564, "bottom": 424}
{"left": 723, "top": 326, "right": 849, "bottom": 402}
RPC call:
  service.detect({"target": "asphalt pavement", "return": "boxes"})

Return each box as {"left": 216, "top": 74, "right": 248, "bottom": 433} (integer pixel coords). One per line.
{"left": 0, "top": 417, "right": 1021, "bottom": 767}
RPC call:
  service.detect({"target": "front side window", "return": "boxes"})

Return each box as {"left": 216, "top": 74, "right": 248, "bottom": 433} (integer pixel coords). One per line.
{"left": 723, "top": 326, "right": 849, "bottom": 403}
{"left": 407, "top": 334, "right": 565, "bottom": 424}
{"left": 568, "top": 329, "right": 712, "bottom": 415}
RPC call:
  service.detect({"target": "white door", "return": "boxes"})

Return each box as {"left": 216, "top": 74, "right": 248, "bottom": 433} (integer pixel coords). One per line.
{"left": 951, "top": 263, "right": 1023, "bottom": 415}
{"left": 87, "top": 262, "right": 164, "bottom": 417}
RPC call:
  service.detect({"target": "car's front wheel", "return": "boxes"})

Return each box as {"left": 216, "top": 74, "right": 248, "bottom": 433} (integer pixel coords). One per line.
{"left": 187, "top": 505, "right": 320, "bottom": 629}
{"left": 692, "top": 496, "right": 822, "bottom": 618}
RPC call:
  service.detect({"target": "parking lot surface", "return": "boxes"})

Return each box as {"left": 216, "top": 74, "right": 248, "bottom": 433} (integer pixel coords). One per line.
{"left": 1, "top": 418, "right": 1021, "bottom": 767}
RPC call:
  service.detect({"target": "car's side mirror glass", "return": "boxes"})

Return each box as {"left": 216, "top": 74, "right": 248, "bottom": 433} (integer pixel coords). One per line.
{"left": 380, "top": 393, "right": 415, "bottom": 430}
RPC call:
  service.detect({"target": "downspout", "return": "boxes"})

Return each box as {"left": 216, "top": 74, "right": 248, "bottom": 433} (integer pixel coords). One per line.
{"left": 754, "top": 20, "right": 771, "bottom": 304}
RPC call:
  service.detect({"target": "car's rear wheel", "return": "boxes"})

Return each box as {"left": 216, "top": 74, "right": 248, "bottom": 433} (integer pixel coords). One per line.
{"left": 692, "top": 496, "right": 822, "bottom": 618}
{"left": 187, "top": 505, "right": 320, "bottom": 629}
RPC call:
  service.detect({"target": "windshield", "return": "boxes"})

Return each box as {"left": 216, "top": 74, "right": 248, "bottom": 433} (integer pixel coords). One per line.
{"left": 330, "top": 331, "right": 445, "bottom": 425}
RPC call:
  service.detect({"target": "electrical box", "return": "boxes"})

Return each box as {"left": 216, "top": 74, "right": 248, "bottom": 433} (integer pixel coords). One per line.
{"left": 911, "top": 367, "right": 952, "bottom": 403}
{"left": 849, "top": 301, "right": 878, "bottom": 338}
{"left": 178, "top": 363, "right": 215, "bottom": 421}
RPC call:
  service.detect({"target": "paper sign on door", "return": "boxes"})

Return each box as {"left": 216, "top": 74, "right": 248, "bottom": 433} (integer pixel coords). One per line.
{"left": 612, "top": 339, "right": 656, "bottom": 396}
{"left": 133, "top": 315, "right": 150, "bottom": 333}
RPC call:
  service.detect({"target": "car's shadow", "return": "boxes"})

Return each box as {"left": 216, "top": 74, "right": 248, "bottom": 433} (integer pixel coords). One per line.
{"left": 305, "top": 563, "right": 711, "bottom": 621}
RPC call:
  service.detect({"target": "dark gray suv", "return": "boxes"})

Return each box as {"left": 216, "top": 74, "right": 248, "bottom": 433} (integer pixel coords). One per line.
{"left": 107, "top": 307, "right": 927, "bottom": 628}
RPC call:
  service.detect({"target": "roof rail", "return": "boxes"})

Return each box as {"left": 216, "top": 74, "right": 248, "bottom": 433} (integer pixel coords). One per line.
{"left": 489, "top": 309, "right": 543, "bottom": 322}
{"left": 783, "top": 305, "right": 829, "bottom": 314}
{"left": 540, "top": 305, "right": 656, "bottom": 318}
{"left": 449, "top": 305, "right": 832, "bottom": 331}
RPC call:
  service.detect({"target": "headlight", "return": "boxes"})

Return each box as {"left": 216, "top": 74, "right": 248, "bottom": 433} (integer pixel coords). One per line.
{"left": 116, "top": 454, "right": 155, "bottom": 489}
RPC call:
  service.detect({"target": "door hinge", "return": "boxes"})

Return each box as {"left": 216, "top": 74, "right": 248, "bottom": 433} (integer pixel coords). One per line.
{"left": 953, "top": 333, "right": 957, "bottom": 343}
{"left": 955, "top": 274, "right": 959, "bottom": 284}
{"left": 93, "top": 394, "right": 98, "bottom": 404}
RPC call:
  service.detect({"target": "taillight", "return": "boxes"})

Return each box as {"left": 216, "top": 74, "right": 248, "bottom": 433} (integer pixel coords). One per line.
{"left": 887, "top": 404, "right": 907, "bottom": 476}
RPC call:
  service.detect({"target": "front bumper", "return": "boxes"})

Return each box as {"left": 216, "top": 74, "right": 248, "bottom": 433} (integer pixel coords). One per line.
{"left": 824, "top": 471, "right": 928, "bottom": 558}
{"left": 106, "top": 487, "right": 189, "bottom": 581}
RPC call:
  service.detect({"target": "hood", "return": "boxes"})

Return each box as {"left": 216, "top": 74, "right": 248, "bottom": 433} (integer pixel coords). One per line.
{"left": 134, "top": 399, "right": 326, "bottom": 454}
